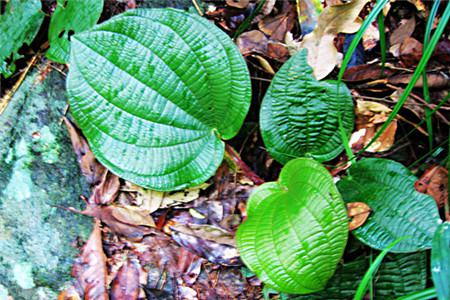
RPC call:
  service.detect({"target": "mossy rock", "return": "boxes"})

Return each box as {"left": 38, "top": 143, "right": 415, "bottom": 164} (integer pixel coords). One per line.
{"left": 0, "top": 63, "right": 92, "bottom": 299}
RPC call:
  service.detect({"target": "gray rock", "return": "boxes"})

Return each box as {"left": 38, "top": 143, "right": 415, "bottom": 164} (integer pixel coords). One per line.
{"left": 0, "top": 64, "right": 92, "bottom": 299}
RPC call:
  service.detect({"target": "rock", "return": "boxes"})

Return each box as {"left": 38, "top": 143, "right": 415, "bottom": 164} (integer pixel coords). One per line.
{"left": 0, "top": 62, "right": 92, "bottom": 299}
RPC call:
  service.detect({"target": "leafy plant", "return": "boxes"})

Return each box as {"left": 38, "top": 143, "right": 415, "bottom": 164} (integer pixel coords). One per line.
{"left": 66, "top": 8, "right": 251, "bottom": 191}
{"left": 47, "top": 0, "right": 104, "bottom": 63}
{"left": 431, "top": 221, "right": 450, "bottom": 300}
{"left": 337, "top": 158, "right": 440, "bottom": 252}
{"left": 236, "top": 158, "right": 348, "bottom": 294}
{"left": 0, "top": 0, "right": 44, "bottom": 77}
{"left": 260, "top": 48, "right": 354, "bottom": 164}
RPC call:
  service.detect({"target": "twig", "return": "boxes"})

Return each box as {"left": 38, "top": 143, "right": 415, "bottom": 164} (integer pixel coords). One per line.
{"left": 225, "top": 144, "right": 265, "bottom": 185}
{"left": 191, "top": 0, "right": 203, "bottom": 16}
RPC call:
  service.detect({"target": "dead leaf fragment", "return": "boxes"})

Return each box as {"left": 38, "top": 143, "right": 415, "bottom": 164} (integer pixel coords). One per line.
{"left": 399, "top": 37, "right": 423, "bottom": 67}
{"left": 347, "top": 202, "right": 371, "bottom": 231}
{"left": 111, "top": 257, "right": 141, "bottom": 300}
{"left": 91, "top": 171, "right": 120, "bottom": 205}
{"left": 236, "top": 30, "right": 268, "bottom": 56}
{"left": 350, "top": 100, "right": 398, "bottom": 152}
{"left": 226, "top": 0, "right": 250, "bottom": 9}
{"left": 415, "top": 165, "right": 448, "bottom": 208}
{"left": 300, "top": 0, "right": 370, "bottom": 79}
{"left": 258, "top": 4, "right": 296, "bottom": 41}
{"left": 389, "top": 17, "right": 416, "bottom": 57}
{"left": 72, "top": 221, "right": 108, "bottom": 300}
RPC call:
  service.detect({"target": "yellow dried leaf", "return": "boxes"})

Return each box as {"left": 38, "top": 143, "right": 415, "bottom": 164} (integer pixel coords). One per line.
{"left": 347, "top": 202, "right": 371, "bottom": 231}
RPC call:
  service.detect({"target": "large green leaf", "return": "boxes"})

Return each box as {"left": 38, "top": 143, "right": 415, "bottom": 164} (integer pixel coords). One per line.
{"left": 431, "top": 221, "right": 450, "bottom": 300}
{"left": 0, "top": 0, "right": 44, "bottom": 77}
{"left": 259, "top": 48, "right": 354, "bottom": 164}
{"left": 67, "top": 8, "right": 251, "bottom": 191}
{"left": 47, "top": 0, "right": 104, "bottom": 63}
{"left": 337, "top": 158, "right": 440, "bottom": 252}
{"left": 236, "top": 158, "right": 348, "bottom": 294}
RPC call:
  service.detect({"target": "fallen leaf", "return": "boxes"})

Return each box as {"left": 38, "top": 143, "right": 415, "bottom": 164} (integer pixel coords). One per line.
{"left": 111, "top": 257, "right": 141, "bottom": 300}
{"left": 91, "top": 171, "right": 120, "bottom": 205}
{"left": 389, "top": 17, "right": 416, "bottom": 57}
{"left": 434, "top": 39, "right": 450, "bottom": 64}
{"left": 362, "top": 22, "right": 380, "bottom": 50}
{"left": 300, "top": 0, "right": 370, "bottom": 79}
{"left": 347, "top": 202, "right": 371, "bottom": 231}
{"left": 388, "top": 73, "right": 450, "bottom": 89}
{"left": 58, "top": 286, "right": 81, "bottom": 300}
{"left": 267, "top": 41, "right": 290, "bottom": 62}
{"left": 236, "top": 30, "right": 268, "bottom": 56}
{"left": 258, "top": 3, "right": 296, "bottom": 41}
{"left": 350, "top": 100, "right": 398, "bottom": 153}
{"left": 169, "top": 223, "right": 236, "bottom": 247}
{"left": 63, "top": 117, "right": 106, "bottom": 185}
{"left": 72, "top": 220, "right": 108, "bottom": 300}
{"left": 226, "top": 0, "right": 250, "bottom": 9}
{"left": 253, "top": 0, "right": 276, "bottom": 23}
{"left": 399, "top": 37, "right": 423, "bottom": 67}
{"left": 389, "top": 90, "right": 424, "bottom": 119}
{"left": 415, "top": 165, "right": 448, "bottom": 208}
{"left": 343, "top": 63, "right": 396, "bottom": 82}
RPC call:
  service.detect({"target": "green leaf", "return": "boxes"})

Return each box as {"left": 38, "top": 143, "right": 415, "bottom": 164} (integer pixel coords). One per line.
{"left": 236, "top": 158, "right": 348, "bottom": 294}
{"left": 67, "top": 8, "right": 251, "bottom": 191}
{"left": 0, "top": 0, "right": 44, "bottom": 77}
{"left": 375, "top": 252, "right": 427, "bottom": 299}
{"left": 260, "top": 48, "right": 354, "bottom": 164}
{"left": 337, "top": 158, "right": 440, "bottom": 252}
{"left": 431, "top": 221, "right": 450, "bottom": 300}
{"left": 47, "top": 0, "right": 104, "bottom": 63}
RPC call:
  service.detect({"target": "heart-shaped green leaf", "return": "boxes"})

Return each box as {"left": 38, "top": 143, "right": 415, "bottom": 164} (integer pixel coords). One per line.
{"left": 67, "top": 8, "right": 251, "bottom": 191}
{"left": 0, "top": 0, "right": 44, "bottom": 77}
{"left": 431, "top": 221, "right": 450, "bottom": 300}
{"left": 47, "top": 0, "right": 104, "bottom": 63}
{"left": 236, "top": 158, "right": 348, "bottom": 294}
{"left": 260, "top": 48, "right": 354, "bottom": 164}
{"left": 337, "top": 158, "right": 440, "bottom": 252}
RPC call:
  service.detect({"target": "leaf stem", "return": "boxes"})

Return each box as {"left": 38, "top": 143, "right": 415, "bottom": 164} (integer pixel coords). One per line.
{"left": 225, "top": 144, "right": 265, "bottom": 185}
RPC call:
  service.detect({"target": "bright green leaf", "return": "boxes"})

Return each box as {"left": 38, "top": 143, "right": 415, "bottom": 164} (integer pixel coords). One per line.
{"left": 337, "top": 158, "right": 440, "bottom": 252}
{"left": 67, "top": 8, "right": 251, "bottom": 191}
{"left": 0, "top": 0, "right": 44, "bottom": 77}
{"left": 47, "top": 0, "right": 104, "bottom": 63}
{"left": 236, "top": 158, "right": 348, "bottom": 294}
{"left": 260, "top": 48, "right": 354, "bottom": 164}
{"left": 431, "top": 221, "right": 450, "bottom": 300}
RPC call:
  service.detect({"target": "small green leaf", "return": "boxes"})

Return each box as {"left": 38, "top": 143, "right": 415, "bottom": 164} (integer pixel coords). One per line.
{"left": 337, "top": 158, "right": 440, "bottom": 252}
{"left": 236, "top": 158, "right": 348, "bottom": 294}
{"left": 47, "top": 0, "right": 104, "bottom": 63}
{"left": 260, "top": 48, "right": 354, "bottom": 164}
{"left": 67, "top": 8, "right": 251, "bottom": 191}
{"left": 0, "top": 0, "right": 44, "bottom": 77}
{"left": 431, "top": 221, "right": 450, "bottom": 300}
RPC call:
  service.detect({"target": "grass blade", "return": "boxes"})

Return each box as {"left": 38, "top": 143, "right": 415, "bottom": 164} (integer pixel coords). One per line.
{"left": 338, "top": 0, "right": 389, "bottom": 82}
{"left": 396, "top": 287, "right": 437, "bottom": 300}
{"left": 357, "top": 1, "right": 450, "bottom": 156}
{"left": 377, "top": 12, "right": 386, "bottom": 75}
{"left": 354, "top": 237, "right": 409, "bottom": 300}
{"left": 233, "top": 0, "right": 266, "bottom": 39}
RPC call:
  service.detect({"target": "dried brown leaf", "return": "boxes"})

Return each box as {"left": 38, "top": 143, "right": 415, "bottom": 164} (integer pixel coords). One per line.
{"left": 111, "top": 257, "right": 141, "bottom": 300}
{"left": 236, "top": 30, "right": 268, "bottom": 56}
{"left": 258, "top": 5, "right": 296, "bottom": 41}
{"left": 226, "top": 0, "right": 250, "bottom": 9}
{"left": 389, "top": 17, "right": 416, "bottom": 57}
{"left": 415, "top": 165, "right": 448, "bottom": 208}
{"left": 399, "top": 37, "right": 423, "bottom": 67}
{"left": 91, "top": 171, "right": 120, "bottom": 205}
{"left": 347, "top": 202, "right": 371, "bottom": 231}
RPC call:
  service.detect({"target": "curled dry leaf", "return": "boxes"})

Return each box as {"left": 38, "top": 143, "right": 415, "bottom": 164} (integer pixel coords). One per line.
{"left": 64, "top": 203, "right": 155, "bottom": 240}
{"left": 399, "top": 37, "right": 423, "bottom": 67}
{"left": 389, "top": 17, "right": 416, "bottom": 57}
{"left": 91, "top": 171, "right": 120, "bottom": 205}
{"left": 63, "top": 117, "right": 106, "bottom": 185}
{"left": 343, "top": 64, "right": 396, "bottom": 82}
{"left": 258, "top": 3, "right": 296, "bottom": 41}
{"left": 236, "top": 30, "right": 268, "bottom": 56}
{"left": 350, "top": 100, "right": 398, "bottom": 153}
{"left": 300, "top": 0, "right": 370, "bottom": 79}
{"left": 347, "top": 202, "right": 371, "bottom": 231}
{"left": 72, "top": 220, "right": 108, "bottom": 300}
{"left": 415, "top": 165, "right": 448, "bottom": 208}
{"left": 110, "top": 257, "right": 141, "bottom": 300}
{"left": 226, "top": 0, "right": 250, "bottom": 9}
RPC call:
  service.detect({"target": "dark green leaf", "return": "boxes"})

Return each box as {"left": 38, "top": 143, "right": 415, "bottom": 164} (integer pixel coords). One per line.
{"left": 236, "top": 158, "right": 348, "bottom": 294}
{"left": 0, "top": 0, "right": 44, "bottom": 77}
{"left": 431, "top": 221, "right": 450, "bottom": 300}
{"left": 260, "top": 48, "right": 354, "bottom": 164}
{"left": 47, "top": 0, "right": 104, "bottom": 63}
{"left": 67, "top": 8, "right": 251, "bottom": 191}
{"left": 337, "top": 158, "right": 440, "bottom": 252}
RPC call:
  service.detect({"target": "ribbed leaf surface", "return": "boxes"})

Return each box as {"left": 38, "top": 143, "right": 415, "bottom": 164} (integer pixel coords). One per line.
{"left": 47, "top": 0, "right": 103, "bottom": 63}
{"left": 375, "top": 252, "right": 427, "bottom": 299}
{"left": 337, "top": 158, "right": 440, "bottom": 252}
{"left": 236, "top": 158, "right": 348, "bottom": 294}
{"left": 0, "top": 0, "right": 44, "bottom": 77}
{"left": 431, "top": 221, "right": 450, "bottom": 300}
{"left": 260, "top": 48, "right": 354, "bottom": 164}
{"left": 67, "top": 8, "right": 251, "bottom": 191}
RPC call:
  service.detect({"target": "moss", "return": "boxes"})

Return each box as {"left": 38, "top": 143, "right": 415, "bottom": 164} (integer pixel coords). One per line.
{"left": 0, "top": 64, "right": 92, "bottom": 298}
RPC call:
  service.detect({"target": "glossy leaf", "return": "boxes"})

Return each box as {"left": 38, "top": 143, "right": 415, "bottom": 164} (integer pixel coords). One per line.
{"left": 67, "top": 8, "right": 251, "bottom": 191}
{"left": 260, "top": 48, "right": 354, "bottom": 164}
{"left": 337, "top": 158, "right": 440, "bottom": 252}
{"left": 47, "top": 0, "right": 104, "bottom": 63}
{"left": 431, "top": 221, "right": 450, "bottom": 300}
{"left": 0, "top": 0, "right": 44, "bottom": 77}
{"left": 236, "top": 158, "right": 348, "bottom": 294}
